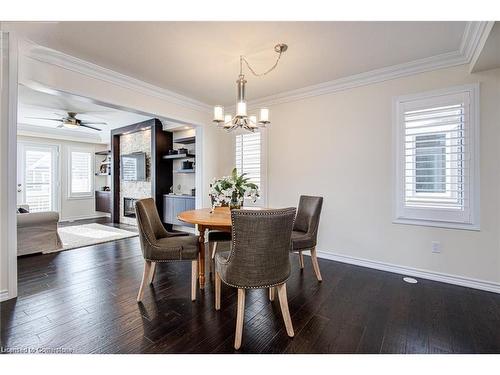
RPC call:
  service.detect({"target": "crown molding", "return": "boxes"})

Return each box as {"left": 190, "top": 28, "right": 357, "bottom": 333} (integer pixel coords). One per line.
{"left": 247, "top": 21, "right": 491, "bottom": 109}
{"left": 467, "top": 21, "right": 496, "bottom": 73}
{"left": 17, "top": 22, "right": 491, "bottom": 113}
{"left": 460, "top": 21, "right": 494, "bottom": 63}
{"left": 19, "top": 40, "right": 212, "bottom": 114}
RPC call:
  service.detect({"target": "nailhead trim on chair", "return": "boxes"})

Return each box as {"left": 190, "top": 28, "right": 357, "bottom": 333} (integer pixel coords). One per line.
{"left": 223, "top": 208, "right": 296, "bottom": 265}
{"left": 215, "top": 208, "right": 296, "bottom": 289}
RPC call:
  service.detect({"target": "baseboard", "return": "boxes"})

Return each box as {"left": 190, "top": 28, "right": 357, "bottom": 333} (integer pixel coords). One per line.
{"left": 315, "top": 250, "right": 500, "bottom": 294}
{"left": 0, "top": 289, "right": 11, "bottom": 302}
{"left": 60, "top": 213, "right": 111, "bottom": 222}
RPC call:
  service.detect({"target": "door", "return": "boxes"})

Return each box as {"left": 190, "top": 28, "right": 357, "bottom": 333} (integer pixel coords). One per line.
{"left": 17, "top": 143, "right": 59, "bottom": 213}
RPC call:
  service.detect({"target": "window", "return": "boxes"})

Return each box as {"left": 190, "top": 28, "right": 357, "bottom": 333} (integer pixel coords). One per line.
{"left": 69, "top": 150, "right": 93, "bottom": 198}
{"left": 393, "top": 84, "right": 479, "bottom": 230}
{"left": 235, "top": 131, "right": 266, "bottom": 205}
{"left": 18, "top": 144, "right": 59, "bottom": 213}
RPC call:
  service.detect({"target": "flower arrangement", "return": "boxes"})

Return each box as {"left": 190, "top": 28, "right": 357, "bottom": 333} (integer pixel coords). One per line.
{"left": 209, "top": 168, "right": 259, "bottom": 209}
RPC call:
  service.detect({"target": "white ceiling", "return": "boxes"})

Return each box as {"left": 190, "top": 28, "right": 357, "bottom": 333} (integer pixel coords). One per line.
{"left": 5, "top": 21, "right": 467, "bottom": 105}
{"left": 18, "top": 85, "right": 152, "bottom": 139}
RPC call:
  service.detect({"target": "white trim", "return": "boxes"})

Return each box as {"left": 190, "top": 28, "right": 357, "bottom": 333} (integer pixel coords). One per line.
{"left": 315, "top": 250, "right": 500, "bottom": 294}
{"left": 194, "top": 125, "right": 204, "bottom": 209}
{"left": 0, "top": 290, "right": 10, "bottom": 302}
{"left": 247, "top": 22, "right": 489, "bottom": 109}
{"left": 20, "top": 39, "right": 212, "bottom": 114}
{"left": 468, "top": 22, "right": 496, "bottom": 73}
{"left": 459, "top": 21, "right": 494, "bottom": 64}
{"left": 392, "top": 83, "right": 480, "bottom": 230}
{"left": 3, "top": 32, "right": 19, "bottom": 301}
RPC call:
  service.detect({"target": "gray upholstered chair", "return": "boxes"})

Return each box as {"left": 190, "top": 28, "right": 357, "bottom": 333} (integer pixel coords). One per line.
{"left": 215, "top": 208, "right": 296, "bottom": 350}
{"left": 135, "top": 198, "right": 200, "bottom": 302}
{"left": 208, "top": 230, "right": 231, "bottom": 274}
{"left": 291, "top": 195, "right": 323, "bottom": 281}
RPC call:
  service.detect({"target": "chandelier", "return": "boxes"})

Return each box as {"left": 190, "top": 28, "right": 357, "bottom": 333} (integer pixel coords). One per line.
{"left": 213, "top": 43, "right": 288, "bottom": 132}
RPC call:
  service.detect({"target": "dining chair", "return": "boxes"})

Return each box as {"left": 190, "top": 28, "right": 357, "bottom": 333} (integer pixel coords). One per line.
{"left": 290, "top": 195, "right": 324, "bottom": 281}
{"left": 215, "top": 208, "right": 296, "bottom": 350}
{"left": 208, "top": 230, "right": 232, "bottom": 274}
{"left": 135, "top": 198, "right": 200, "bottom": 302}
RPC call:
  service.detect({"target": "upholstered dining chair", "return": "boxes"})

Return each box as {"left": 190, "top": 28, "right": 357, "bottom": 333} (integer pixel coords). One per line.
{"left": 215, "top": 208, "right": 296, "bottom": 350}
{"left": 208, "top": 230, "right": 232, "bottom": 274}
{"left": 290, "top": 195, "right": 323, "bottom": 281}
{"left": 135, "top": 198, "right": 200, "bottom": 302}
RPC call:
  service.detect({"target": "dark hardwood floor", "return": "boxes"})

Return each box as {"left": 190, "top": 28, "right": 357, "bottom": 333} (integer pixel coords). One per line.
{"left": 2, "top": 233, "right": 500, "bottom": 353}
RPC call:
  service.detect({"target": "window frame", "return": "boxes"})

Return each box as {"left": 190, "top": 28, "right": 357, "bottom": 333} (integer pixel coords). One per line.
{"left": 234, "top": 130, "right": 268, "bottom": 207}
{"left": 68, "top": 147, "right": 94, "bottom": 199}
{"left": 392, "top": 84, "right": 480, "bottom": 230}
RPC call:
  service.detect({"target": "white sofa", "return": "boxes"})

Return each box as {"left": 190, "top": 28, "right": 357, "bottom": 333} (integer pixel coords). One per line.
{"left": 17, "top": 205, "right": 62, "bottom": 255}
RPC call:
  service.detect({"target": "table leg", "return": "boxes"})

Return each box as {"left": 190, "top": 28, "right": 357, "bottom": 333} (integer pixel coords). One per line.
{"left": 198, "top": 225, "right": 206, "bottom": 289}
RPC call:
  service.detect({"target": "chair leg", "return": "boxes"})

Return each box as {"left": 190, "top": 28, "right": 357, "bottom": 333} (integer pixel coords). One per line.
{"left": 269, "top": 286, "right": 275, "bottom": 301}
{"left": 137, "top": 260, "right": 152, "bottom": 302}
{"left": 299, "top": 251, "right": 304, "bottom": 269}
{"left": 310, "top": 247, "right": 323, "bottom": 281}
{"left": 209, "top": 241, "right": 218, "bottom": 274}
{"left": 276, "top": 283, "right": 294, "bottom": 337}
{"left": 211, "top": 242, "right": 218, "bottom": 259}
{"left": 191, "top": 260, "right": 198, "bottom": 301}
{"left": 148, "top": 262, "right": 157, "bottom": 284}
{"left": 234, "top": 288, "right": 246, "bottom": 350}
{"left": 215, "top": 271, "right": 221, "bottom": 310}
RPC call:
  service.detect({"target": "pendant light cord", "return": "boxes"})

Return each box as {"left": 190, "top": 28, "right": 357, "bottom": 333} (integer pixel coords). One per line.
{"left": 240, "top": 46, "right": 285, "bottom": 77}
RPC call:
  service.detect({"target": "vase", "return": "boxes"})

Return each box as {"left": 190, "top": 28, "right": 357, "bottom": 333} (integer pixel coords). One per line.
{"left": 230, "top": 193, "right": 243, "bottom": 210}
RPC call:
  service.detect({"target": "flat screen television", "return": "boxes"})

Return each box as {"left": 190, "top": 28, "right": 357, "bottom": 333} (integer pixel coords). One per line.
{"left": 121, "top": 152, "right": 146, "bottom": 181}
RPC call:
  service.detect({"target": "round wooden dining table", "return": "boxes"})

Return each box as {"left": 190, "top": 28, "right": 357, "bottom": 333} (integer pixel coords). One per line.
{"left": 177, "top": 207, "right": 264, "bottom": 289}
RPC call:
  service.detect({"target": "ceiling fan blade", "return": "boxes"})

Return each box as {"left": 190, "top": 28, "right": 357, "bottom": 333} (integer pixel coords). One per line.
{"left": 81, "top": 121, "right": 108, "bottom": 125}
{"left": 80, "top": 123, "right": 102, "bottom": 131}
{"left": 25, "top": 117, "right": 63, "bottom": 122}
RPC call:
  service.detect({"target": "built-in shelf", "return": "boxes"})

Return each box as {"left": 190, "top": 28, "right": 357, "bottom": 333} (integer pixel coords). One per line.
{"left": 162, "top": 153, "right": 196, "bottom": 160}
{"left": 173, "top": 136, "right": 195, "bottom": 144}
{"left": 175, "top": 169, "right": 195, "bottom": 173}
{"left": 95, "top": 150, "right": 111, "bottom": 156}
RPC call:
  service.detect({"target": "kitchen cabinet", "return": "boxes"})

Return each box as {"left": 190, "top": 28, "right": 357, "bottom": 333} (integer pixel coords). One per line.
{"left": 163, "top": 194, "right": 195, "bottom": 227}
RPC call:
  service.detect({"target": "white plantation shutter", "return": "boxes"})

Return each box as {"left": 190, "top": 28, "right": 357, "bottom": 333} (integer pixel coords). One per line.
{"left": 236, "top": 132, "right": 262, "bottom": 201}
{"left": 394, "top": 85, "right": 479, "bottom": 229}
{"left": 70, "top": 151, "right": 92, "bottom": 197}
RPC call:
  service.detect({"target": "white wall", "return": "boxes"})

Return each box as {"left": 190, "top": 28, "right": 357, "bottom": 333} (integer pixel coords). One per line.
{"left": 265, "top": 65, "right": 500, "bottom": 286}
{"left": 17, "top": 135, "right": 110, "bottom": 221}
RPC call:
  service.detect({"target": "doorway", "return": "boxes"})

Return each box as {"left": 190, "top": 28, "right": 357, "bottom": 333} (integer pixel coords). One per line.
{"left": 17, "top": 142, "right": 60, "bottom": 213}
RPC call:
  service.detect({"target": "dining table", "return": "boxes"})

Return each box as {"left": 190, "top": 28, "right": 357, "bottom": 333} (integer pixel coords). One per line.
{"left": 177, "top": 206, "right": 264, "bottom": 289}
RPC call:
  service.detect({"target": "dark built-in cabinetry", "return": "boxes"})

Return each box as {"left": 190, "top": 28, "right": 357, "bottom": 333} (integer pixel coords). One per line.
{"left": 111, "top": 119, "right": 173, "bottom": 224}
{"left": 95, "top": 191, "right": 111, "bottom": 213}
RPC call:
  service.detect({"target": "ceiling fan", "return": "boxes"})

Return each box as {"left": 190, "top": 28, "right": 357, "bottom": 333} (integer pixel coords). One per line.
{"left": 26, "top": 111, "right": 107, "bottom": 131}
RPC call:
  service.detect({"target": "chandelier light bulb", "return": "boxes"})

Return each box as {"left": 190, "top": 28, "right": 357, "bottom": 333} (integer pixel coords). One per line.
{"left": 224, "top": 114, "right": 233, "bottom": 127}
{"left": 237, "top": 101, "right": 247, "bottom": 117}
{"left": 249, "top": 115, "right": 257, "bottom": 127}
{"left": 213, "top": 106, "right": 224, "bottom": 122}
{"left": 259, "top": 108, "right": 269, "bottom": 123}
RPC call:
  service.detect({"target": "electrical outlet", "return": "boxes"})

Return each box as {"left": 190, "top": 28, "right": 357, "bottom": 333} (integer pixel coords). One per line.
{"left": 431, "top": 241, "right": 441, "bottom": 253}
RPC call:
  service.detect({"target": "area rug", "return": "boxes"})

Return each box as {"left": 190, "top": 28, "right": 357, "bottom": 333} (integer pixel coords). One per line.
{"left": 45, "top": 223, "right": 138, "bottom": 253}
